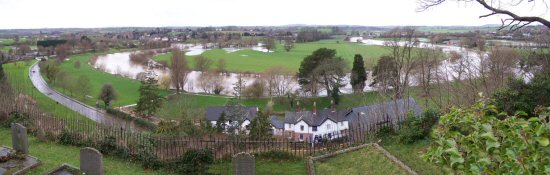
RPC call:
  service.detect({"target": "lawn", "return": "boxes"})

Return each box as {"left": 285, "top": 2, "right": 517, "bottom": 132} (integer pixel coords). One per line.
{"left": 0, "top": 38, "right": 16, "bottom": 45}
{"left": 314, "top": 145, "right": 407, "bottom": 175}
{"left": 154, "top": 38, "right": 389, "bottom": 73}
{"left": 3, "top": 61, "right": 91, "bottom": 122}
{"left": 0, "top": 127, "right": 174, "bottom": 175}
{"left": 208, "top": 159, "right": 306, "bottom": 175}
{"left": 380, "top": 139, "right": 445, "bottom": 175}
{"left": 55, "top": 53, "right": 170, "bottom": 107}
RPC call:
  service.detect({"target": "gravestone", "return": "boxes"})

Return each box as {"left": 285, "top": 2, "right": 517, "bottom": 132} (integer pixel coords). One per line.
{"left": 80, "top": 147, "right": 103, "bottom": 175}
{"left": 233, "top": 152, "right": 255, "bottom": 175}
{"left": 11, "top": 123, "right": 28, "bottom": 154}
{"left": 37, "top": 129, "right": 46, "bottom": 142}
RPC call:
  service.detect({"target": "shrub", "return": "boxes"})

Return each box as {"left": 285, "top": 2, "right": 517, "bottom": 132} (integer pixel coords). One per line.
{"left": 58, "top": 129, "right": 81, "bottom": 145}
{"left": 424, "top": 100, "right": 550, "bottom": 174}
{"left": 375, "top": 126, "right": 396, "bottom": 138}
{"left": 171, "top": 149, "right": 214, "bottom": 175}
{"left": 397, "top": 109, "right": 440, "bottom": 144}
{"left": 137, "top": 137, "right": 161, "bottom": 170}
{"left": 254, "top": 150, "right": 300, "bottom": 161}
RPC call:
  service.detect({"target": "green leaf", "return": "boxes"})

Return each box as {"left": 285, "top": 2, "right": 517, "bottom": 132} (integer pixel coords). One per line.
{"left": 450, "top": 154, "right": 464, "bottom": 166}
{"left": 537, "top": 137, "right": 549, "bottom": 146}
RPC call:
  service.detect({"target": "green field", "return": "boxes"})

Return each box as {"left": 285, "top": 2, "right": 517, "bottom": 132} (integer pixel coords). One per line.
{"left": 0, "top": 38, "right": 16, "bottom": 45}
{"left": 314, "top": 145, "right": 407, "bottom": 175}
{"left": 0, "top": 46, "right": 11, "bottom": 52}
{"left": 3, "top": 61, "right": 91, "bottom": 121}
{"left": 55, "top": 53, "right": 170, "bottom": 107}
{"left": 154, "top": 38, "right": 389, "bottom": 73}
{"left": 381, "top": 139, "right": 444, "bottom": 175}
{"left": 208, "top": 159, "right": 306, "bottom": 175}
{"left": 0, "top": 127, "right": 174, "bottom": 175}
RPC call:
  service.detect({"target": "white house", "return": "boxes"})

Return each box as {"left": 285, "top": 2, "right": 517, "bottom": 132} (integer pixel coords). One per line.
{"left": 206, "top": 106, "right": 259, "bottom": 133}
{"left": 283, "top": 105, "right": 350, "bottom": 142}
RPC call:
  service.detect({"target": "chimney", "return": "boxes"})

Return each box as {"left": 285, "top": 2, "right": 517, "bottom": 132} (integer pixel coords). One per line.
{"left": 331, "top": 100, "right": 336, "bottom": 112}
{"left": 313, "top": 101, "right": 317, "bottom": 115}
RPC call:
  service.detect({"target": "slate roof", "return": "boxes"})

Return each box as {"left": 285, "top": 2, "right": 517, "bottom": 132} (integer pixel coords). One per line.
{"left": 284, "top": 108, "right": 350, "bottom": 126}
{"left": 346, "top": 98, "right": 423, "bottom": 127}
{"left": 270, "top": 116, "right": 284, "bottom": 129}
{"left": 206, "top": 106, "right": 259, "bottom": 121}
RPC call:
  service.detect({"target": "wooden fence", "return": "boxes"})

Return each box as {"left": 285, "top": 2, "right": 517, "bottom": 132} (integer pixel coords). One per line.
{"left": 1, "top": 102, "right": 408, "bottom": 161}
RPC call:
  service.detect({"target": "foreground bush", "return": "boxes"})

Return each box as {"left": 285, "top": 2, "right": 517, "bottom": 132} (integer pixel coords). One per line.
{"left": 424, "top": 100, "right": 550, "bottom": 174}
{"left": 170, "top": 149, "right": 214, "bottom": 175}
{"left": 397, "top": 109, "right": 439, "bottom": 144}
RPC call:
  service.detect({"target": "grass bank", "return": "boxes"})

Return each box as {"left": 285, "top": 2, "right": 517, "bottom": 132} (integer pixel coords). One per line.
{"left": 314, "top": 145, "right": 407, "bottom": 175}
{"left": 3, "top": 61, "right": 91, "bottom": 122}
{"left": 0, "top": 127, "right": 174, "bottom": 175}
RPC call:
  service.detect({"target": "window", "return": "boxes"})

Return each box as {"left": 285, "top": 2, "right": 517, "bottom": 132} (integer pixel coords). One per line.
{"left": 300, "top": 134, "right": 303, "bottom": 140}
{"left": 300, "top": 125, "right": 304, "bottom": 131}
{"left": 327, "top": 124, "right": 331, "bottom": 130}
{"left": 341, "top": 122, "right": 343, "bottom": 126}
{"left": 312, "top": 126, "right": 317, "bottom": 132}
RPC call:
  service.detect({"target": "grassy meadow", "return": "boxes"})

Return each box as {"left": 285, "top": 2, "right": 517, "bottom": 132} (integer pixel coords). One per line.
{"left": 314, "top": 145, "right": 408, "bottom": 175}
{"left": 0, "top": 127, "right": 174, "bottom": 175}
{"left": 3, "top": 61, "right": 91, "bottom": 121}
{"left": 154, "top": 38, "right": 389, "bottom": 73}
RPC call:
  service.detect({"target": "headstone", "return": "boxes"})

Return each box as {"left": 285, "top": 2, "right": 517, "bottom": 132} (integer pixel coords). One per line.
{"left": 37, "top": 129, "right": 46, "bottom": 142}
{"left": 11, "top": 123, "right": 28, "bottom": 154}
{"left": 80, "top": 147, "right": 103, "bottom": 175}
{"left": 233, "top": 152, "right": 255, "bottom": 175}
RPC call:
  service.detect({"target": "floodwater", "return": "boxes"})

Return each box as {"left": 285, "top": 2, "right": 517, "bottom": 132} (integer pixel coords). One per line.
{"left": 92, "top": 38, "right": 533, "bottom": 97}
{"left": 92, "top": 44, "right": 293, "bottom": 96}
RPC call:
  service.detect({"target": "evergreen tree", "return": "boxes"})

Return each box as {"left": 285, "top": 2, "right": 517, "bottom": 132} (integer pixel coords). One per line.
{"left": 350, "top": 54, "right": 367, "bottom": 93}
{"left": 249, "top": 110, "right": 272, "bottom": 140}
{"left": 331, "top": 86, "right": 340, "bottom": 105}
{"left": 135, "top": 77, "right": 165, "bottom": 116}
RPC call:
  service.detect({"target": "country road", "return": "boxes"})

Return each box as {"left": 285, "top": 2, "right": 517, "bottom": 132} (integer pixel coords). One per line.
{"left": 29, "top": 62, "right": 146, "bottom": 131}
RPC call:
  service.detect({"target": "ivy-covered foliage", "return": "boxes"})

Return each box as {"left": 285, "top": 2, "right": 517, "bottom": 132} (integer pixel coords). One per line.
{"left": 170, "top": 149, "right": 214, "bottom": 175}
{"left": 424, "top": 100, "right": 550, "bottom": 174}
{"left": 397, "top": 109, "right": 439, "bottom": 144}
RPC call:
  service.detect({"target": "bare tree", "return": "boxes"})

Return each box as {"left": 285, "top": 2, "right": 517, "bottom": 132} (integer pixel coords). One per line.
{"left": 383, "top": 27, "right": 419, "bottom": 100}
{"left": 263, "top": 66, "right": 295, "bottom": 97}
{"left": 418, "top": 0, "right": 550, "bottom": 30}
{"left": 414, "top": 46, "right": 443, "bottom": 108}
{"left": 170, "top": 49, "right": 189, "bottom": 93}
{"left": 195, "top": 55, "right": 213, "bottom": 71}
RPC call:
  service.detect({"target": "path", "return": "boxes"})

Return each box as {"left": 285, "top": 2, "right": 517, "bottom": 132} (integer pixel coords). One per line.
{"left": 29, "top": 62, "right": 147, "bottom": 131}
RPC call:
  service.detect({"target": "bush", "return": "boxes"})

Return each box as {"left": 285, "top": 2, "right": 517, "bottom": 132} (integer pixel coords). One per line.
{"left": 424, "top": 100, "right": 550, "bottom": 174}
{"left": 397, "top": 109, "right": 440, "bottom": 144}
{"left": 137, "top": 137, "right": 161, "bottom": 170}
{"left": 375, "top": 126, "right": 396, "bottom": 138}
{"left": 58, "top": 129, "right": 81, "bottom": 145}
{"left": 254, "top": 150, "right": 300, "bottom": 161}
{"left": 1, "top": 112, "right": 30, "bottom": 127}
{"left": 170, "top": 149, "right": 214, "bottom": 175}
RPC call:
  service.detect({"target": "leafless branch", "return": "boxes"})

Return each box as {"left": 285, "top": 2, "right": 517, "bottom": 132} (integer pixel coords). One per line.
{"left": 418, "top": 0, "right": 550, "bottom": 29}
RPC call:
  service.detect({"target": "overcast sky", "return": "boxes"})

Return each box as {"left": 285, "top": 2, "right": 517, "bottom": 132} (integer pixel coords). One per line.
{"left": 0, "top": 0, "right": 548, "bottom": 29}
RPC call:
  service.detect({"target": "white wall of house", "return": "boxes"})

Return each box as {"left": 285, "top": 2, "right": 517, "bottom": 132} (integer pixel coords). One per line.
{"left": 284, "top": 120, "right": 349, "bottom": 137}
{"left": 210, "top": 119, "right": 251, "bottom": 131}
{"left": 272, "top": 127, "right": 283, "bottom": 135}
